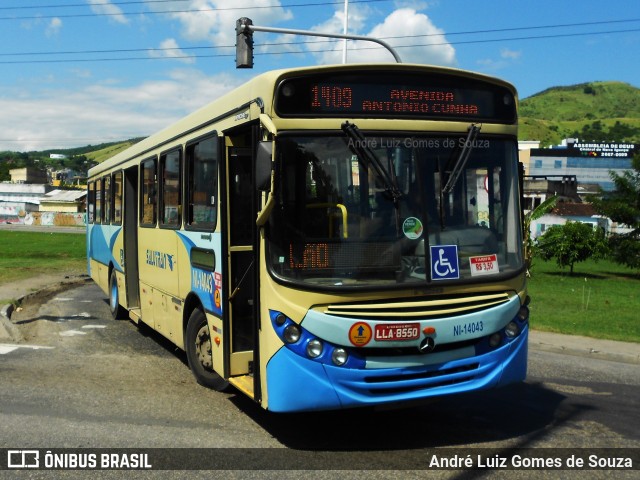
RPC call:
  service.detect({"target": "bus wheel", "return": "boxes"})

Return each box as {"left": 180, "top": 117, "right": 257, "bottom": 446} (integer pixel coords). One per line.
{"left": 109, "top": 270, "right": 127, "bottom": 320}
{"left": 185, "top": 309, "right": 229, "bottom": 392}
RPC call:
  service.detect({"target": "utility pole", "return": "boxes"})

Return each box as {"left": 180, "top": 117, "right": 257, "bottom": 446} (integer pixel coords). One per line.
{"left": 342, "top": 0, "right": 349, "bottom": 64}
{"left": 235, "top": 17, "right": 402, "bottom": 68}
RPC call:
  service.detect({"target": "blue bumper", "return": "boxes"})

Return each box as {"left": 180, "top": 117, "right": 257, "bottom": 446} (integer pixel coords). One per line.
{"left": 266, "top": 326, "right": 528, "bottom": 412}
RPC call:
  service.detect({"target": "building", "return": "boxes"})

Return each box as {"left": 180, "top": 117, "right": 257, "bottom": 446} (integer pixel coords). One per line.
{"left": 522, "top": 175, "right": 580, "bottom": 211}
{"left": 8, "top": 167, "right": 48, "bottom": 184}
{"left": 0, "top": 167, "right": 86, "bottom": 224}
{"left": 530, "top": 202, "right": 608, "bottom": 240}
{"left": 522, "top": 140, "right": 637, "bottom": 191}
{"left": 0, "top": 183, "right": 54, "bottom": 222}
{"left": 40, "top": 189, "right": 86, "bottom": 213}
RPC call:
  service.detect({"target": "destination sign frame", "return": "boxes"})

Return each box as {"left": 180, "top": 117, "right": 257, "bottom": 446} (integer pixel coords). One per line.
{"left": 275, "top": 71, "right": 517, "bottom": 123}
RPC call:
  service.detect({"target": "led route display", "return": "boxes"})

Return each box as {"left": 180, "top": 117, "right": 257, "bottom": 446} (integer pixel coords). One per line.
{"left": 276, "top": 70, "right": 516, "bottom": 123}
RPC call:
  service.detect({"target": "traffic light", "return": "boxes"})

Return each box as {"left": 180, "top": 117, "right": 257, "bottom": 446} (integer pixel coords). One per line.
{"left": 236, "top": 17, "right": 254, "bottom": 69}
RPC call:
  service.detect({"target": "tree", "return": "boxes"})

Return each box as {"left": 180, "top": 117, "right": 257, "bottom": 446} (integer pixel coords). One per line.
{"left": 523, "top": 195, "right": 558, "bottom": 276}
{"left": 592, "top": 153, "right": 640, "bottom": 270}
{"left": 535, "top": 221, "right": 608, "bottom": 274}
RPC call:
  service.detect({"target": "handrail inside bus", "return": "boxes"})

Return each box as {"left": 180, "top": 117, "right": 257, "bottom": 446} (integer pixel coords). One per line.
{"left": 306, "top": 203, "right": 349, "bottom": 239}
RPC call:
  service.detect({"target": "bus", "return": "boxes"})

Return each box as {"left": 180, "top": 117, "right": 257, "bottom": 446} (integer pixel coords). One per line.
{"left": 87, "top": 63, "right": 529, "bottom": 412}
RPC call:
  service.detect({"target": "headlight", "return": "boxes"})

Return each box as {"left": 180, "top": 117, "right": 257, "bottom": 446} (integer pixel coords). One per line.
{"left": 505, "top": 321, "right": 520, "bottom": 338}
{"left": 306, "top": 339, "right": 323, "bottom": 358}
{"left": 283, "top": 324, "right": 301, "bottom": 344}
{"left": 275, "top": 313, "right": 287, "bottom": 326}
{"left": 489, "top": 332, "right": 502, "bottom": 348}
{"left": 517, "top": 306, "right": 529, "bottom": 321}
{"left": 332, "top": 348, "right": 348, "bottom": 366}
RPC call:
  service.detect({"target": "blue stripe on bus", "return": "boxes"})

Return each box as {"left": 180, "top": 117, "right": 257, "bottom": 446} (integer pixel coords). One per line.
{"left": 88, "top": 225, "right": 122, "bottom": 271}
{"left": 176, "top": 231, "right": 223, "bottom": 316}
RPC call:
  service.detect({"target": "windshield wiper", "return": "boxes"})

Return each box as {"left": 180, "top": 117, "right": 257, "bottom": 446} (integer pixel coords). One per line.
{"left": 341, "top": 121, "right": 402, "bottom": 201}
{"left": 442, "top": 123, "right": 481, "bottom": 194}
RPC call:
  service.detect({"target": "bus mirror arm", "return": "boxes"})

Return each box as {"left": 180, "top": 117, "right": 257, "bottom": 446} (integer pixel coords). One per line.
{"left": 256, "top": 193, "right": 275, "bottom": 227}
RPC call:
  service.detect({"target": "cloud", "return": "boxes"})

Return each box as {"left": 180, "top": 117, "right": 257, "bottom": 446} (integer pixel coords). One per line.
{"left": 0, "top": 71, "right": 240, "bottom": 151}
{"left": 87, "top": 0, "right": 129, "bottom": 25}
{"left": 148, "top": 38, "right": 196, "bottom": 64}
{"left": 309, "top": 8, "right": 456, "bottom": 66}
{"left": 45, "top": 18, "right": 63, "bottom": 37}
{"left": 476, "top": 48, "right": 523, "bottom": 72}
{"left": 158, "top": 0, "right": 293, "bottom": 47}
{"left": 501, "top": 48, "right": 522, "bottom": 60}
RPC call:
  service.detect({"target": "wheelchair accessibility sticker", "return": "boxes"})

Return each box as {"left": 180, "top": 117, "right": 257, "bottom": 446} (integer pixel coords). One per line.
{"left": 430, "top": 245, "right": 460, "bottom": 280}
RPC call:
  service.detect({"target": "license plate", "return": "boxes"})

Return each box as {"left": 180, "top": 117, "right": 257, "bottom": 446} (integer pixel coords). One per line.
{"left": 374, "top": 323, "right": 420, "bottom": 341}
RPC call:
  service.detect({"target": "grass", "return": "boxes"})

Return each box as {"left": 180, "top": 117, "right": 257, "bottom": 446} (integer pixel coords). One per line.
{"left": 0, "top": 230, "right": 86, "bottom": 286}
{"left": 527, "top": 258, "right": 640, "bottom": 343}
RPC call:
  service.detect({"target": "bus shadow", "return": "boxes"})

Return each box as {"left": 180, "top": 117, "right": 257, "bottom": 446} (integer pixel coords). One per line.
{"left": 123, "top": 315, "right": 586, "bottom": 451}
{"left": 230, "top": 381, "right": 586, "bottom": 450}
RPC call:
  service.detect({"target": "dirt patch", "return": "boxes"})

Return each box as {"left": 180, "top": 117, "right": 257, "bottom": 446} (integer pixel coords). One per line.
{"left": 1, "top": 274, "right": 92, "bottom": 315}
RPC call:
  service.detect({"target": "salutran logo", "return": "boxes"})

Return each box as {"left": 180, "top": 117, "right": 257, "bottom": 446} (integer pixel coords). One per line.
{"left": 146, "top": 250, "right": 175, "bottom": 271}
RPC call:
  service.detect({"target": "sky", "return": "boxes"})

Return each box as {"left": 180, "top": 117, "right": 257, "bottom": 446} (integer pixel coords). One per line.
{"left": 1, "top": 0, "right": 639, "bottom": 152}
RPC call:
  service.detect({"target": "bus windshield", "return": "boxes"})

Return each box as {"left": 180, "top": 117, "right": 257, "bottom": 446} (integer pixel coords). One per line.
{"left": 266, "top": 132, "right": 523, "bottom": 288}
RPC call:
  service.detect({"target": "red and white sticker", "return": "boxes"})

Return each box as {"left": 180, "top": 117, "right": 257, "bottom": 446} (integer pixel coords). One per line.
{"left": 469, "top": 254, "right": 499, "bottom": 276}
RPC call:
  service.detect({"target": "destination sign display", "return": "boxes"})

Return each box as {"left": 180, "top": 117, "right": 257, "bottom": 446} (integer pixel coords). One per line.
{"left": 275, "top": 71, "right": 516, "bottom": 123}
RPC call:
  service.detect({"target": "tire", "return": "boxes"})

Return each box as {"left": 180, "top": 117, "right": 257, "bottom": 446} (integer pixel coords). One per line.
{"left": 185, "top": 308, "right": 229, "bottom": 391}
{"left": 109, "top": 269, "right": 127, "bottom": 320}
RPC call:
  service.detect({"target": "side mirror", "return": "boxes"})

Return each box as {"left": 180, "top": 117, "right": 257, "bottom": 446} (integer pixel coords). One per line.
{"left": 256, "top": 141, "right": 273, "bottom": 192}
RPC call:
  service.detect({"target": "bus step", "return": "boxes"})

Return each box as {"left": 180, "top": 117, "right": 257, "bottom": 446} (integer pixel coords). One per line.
{"left": 128, "top": 308, "right": 142, "bottom": 323}
{"left": 229, "top": 375, "right": 254, "bottom": 397}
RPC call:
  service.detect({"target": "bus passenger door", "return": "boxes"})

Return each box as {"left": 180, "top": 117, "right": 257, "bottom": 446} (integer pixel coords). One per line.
{"left": 224, "top": 144, "right": 257, "bottom": 391}
{"left": 123, "top": 165, "right": 140, "bottom": 310}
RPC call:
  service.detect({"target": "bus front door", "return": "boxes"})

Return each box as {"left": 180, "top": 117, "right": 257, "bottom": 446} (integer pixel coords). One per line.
{"left": 224, "top": 145, "right": 258, "bottom": 397}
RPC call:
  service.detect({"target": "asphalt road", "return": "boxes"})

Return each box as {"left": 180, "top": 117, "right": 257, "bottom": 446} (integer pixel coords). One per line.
{"left": 0, "top": 284, "right": 638, "bottom": 478}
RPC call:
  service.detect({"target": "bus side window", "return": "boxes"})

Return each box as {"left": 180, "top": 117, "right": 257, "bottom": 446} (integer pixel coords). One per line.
{"left": 103, "top": 175, "right": 112, "bottom": 224}
{"left": 140, "top": 157, "right": 157, "bottom": 226}
{"left": 95, "top": 178, "right": 102, "bottom": 224}
{"left": 186, "top": 135, "right": 218, "bottom": 229}
{"left": 113, "top": 171, "right": 123, "bottom": 225}
{"left": 88, "top": 181, "right": 95, "bottom": 224}
{"left": 160, "top": 149, "right": 182, "bottom": 228}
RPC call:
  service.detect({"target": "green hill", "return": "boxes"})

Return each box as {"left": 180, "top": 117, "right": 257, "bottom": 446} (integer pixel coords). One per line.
{"left": 84, "top": 140, "right": 142, "bottom": 163}
{"left": 519, "top": 81, "right": 640, "bottom": 146}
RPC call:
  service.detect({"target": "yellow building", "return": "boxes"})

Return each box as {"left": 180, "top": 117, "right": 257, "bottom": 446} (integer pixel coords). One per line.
{"left": 39, "top": 189, "right": 86, "bottom": 213}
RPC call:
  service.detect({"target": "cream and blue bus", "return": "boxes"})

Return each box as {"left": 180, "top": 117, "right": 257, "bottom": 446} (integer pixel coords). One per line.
{"left": 87, "top": 63, "right": 529, "bottom": 412}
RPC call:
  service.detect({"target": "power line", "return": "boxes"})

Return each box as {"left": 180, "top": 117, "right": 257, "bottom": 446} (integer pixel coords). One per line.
{"left": 1, "top": 18, "right": 638, "bottom": 58}
{"left": 0, "top": 27, "right": 637, "bottom": 64}
{"left": 0, "top": 0, "right": 389, "bottom": 20}
{"left": 0, "top": 0, "right": 189, "bottom": 10}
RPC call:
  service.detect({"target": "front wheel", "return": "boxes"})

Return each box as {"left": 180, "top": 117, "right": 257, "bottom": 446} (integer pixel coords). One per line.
{"left": 185, "top": 308, "right": 229, "bottom": 391}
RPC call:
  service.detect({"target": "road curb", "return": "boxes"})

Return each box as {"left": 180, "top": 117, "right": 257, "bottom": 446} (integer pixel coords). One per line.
{"left": 0, "top": 302, "right": 20, "bottom": 342}
{"left": 0, "top": 302, "right": 14, "bottom": 319}
{"left": 529, "top": 330, "right": 640, "bottom": 365}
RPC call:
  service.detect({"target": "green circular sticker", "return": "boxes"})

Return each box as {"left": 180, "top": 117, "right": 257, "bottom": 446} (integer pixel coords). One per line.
{"left": 402, "top": 217, "right": 423, "bottom": 240}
